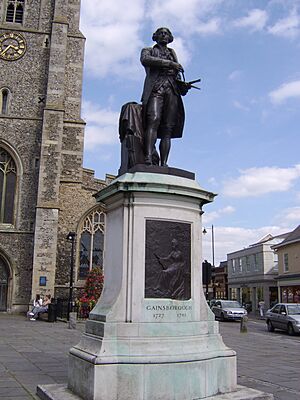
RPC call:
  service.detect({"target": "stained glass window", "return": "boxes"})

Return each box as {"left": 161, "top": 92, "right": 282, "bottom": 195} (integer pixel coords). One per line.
{"left": 78, "top": 209, "right": 105, "bottom": 278}
{"left": 6, "top": 0, "right": 24, "bottom": 24}
{"left": 0, "top": 148, "right": 17, "bottom": 224}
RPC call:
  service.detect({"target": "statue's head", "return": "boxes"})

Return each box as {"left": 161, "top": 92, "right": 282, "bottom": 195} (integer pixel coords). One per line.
{"left": 171, "top": 238, "right": 178, "bottom": 248}
{"left": 152, "top": 27, "right": 174, "bottom": 44}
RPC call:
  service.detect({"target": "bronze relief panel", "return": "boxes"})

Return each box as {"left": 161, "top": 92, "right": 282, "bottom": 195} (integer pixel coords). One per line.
{"left": 145, "top": 219, "right": 191, "bottom": 300}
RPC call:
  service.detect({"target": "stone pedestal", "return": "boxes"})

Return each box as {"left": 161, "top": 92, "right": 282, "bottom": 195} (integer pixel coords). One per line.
{"left": 70, "top": 171, "right": 234, "bottom": 400}
{"left": 37, "top": 171, "right": 273, "bottom": 400}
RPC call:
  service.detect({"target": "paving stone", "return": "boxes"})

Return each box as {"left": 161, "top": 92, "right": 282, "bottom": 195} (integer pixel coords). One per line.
{"left": 3, "top": 363, "right": 41, "bottom": 372}
{"left": 10, "top": 373, "right": 56, "bottom": 384}
{"left": 0, "top": 386, "right": 29, "bottom": 396}
{"left": 0, "top": 380, "right": 20, "bottom": 388}
{"left": 4, "top": 397, "right": 35, "bottom": 400}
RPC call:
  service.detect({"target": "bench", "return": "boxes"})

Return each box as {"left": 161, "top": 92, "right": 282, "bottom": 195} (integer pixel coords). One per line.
{"left": 29, "top": 303, "right": 57, "bottom": 322}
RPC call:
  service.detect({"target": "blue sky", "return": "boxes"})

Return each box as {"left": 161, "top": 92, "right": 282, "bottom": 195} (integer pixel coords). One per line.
{"left": 79, "top": 0, "right": 300, "bottom": 265}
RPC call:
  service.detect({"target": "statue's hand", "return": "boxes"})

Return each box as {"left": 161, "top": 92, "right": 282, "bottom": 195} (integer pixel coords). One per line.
{"left": 177, "top": 81, "right": 191, "bottom": 96}
{"left": 170, "top": 61, "right": 184, "bottom": 72}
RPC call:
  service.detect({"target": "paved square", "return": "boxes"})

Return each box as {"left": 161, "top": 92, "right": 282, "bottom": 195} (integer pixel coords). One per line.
{"left": 0, "top": 314, "right": 299, "bottom": 399}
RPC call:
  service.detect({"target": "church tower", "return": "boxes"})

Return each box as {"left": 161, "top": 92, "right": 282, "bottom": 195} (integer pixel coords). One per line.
{"left": 0, "top": 0, "right": 109, "bottom": 312}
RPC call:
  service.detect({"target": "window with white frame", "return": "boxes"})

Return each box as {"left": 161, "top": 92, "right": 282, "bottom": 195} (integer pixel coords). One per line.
{"left": 232, "top": 259, "right": 236, "bottom": 274}
{"left": 78, "top": 208, "right": 105, "bottom": 279}
{"left": 230, "top": 288, "right": 237, "bottom": 300}
{"left": 238, "top": 258, "right": 242, "bottom": 273}
{"left": 283, "top": 253, "right": 289, "bottom": 272}
{"left": 253, "top": 253, "right": 259, "bottom": 270}
{"left": 246, "top": 255, "right": 250, "bottom": 272}
{"left": 273, "top": 252, "right": 278, "bottom": 270}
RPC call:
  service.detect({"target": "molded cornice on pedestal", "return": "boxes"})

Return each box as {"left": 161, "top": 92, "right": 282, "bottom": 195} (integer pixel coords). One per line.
{"left": 95, "top": 172, "right": 217, "bottom": 207}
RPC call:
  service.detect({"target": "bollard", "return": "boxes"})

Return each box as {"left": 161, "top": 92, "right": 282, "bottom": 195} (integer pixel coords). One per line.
{"left": 68, "top": 312, "right": 77, "bottom": 329}
{"left": 240, "top": 315, "right": 248, "bottom": 333}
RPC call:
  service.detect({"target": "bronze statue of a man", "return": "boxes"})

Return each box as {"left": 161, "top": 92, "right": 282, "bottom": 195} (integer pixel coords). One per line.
{"left": 140, "top": 27, "right": 190, "bottom": 166}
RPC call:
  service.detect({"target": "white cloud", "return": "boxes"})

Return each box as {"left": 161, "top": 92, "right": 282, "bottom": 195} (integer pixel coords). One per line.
{"left": 202, "top": 225, "right": 289, "bottom": 266}
{"left": 284, "top": 207, "right": 300, "bottom": 222}
{"left": 82, "top": 101, "right": 119, "bottom": 150}
{"left": 80, "top": 0, "right": 145, "bottom": 78}
{"left": 80, "top": 0, "right": 225, "bottom": 79}
{"left": 228, "top": 70, "right": 242, "bottom": 81}
{"left": 268, "top": 10, "right": 300, "bottom": 39}
{"left": 222, "top": 165, "right": 300, "bottom": 198}
{"left": 208, "top": 177, "right": 217, "bottom": 186}
{"left": 171, "top": 37, "right": 191, "bottom": 67}
{"left": 79, "top": 2, "right": 300, "bottom": 80}
{"left": 203, "top": 206, "right": 235, "bottom": 224}
{"left": 232, "top": 9, "right": 268, "bottom": 32}
{"left": 269, "top": 80, "right": 300, "bottom": 104}
{"left": 233, "top": 100, "right": 250, "bottom": 112}
{"left": 194, "top": 18, "right": 222, "bottom": 35}
{"left": 276, "top": 207, "right": 300, "bottom": 227}
{"left": 147, "top": 0, "right": 224, "bottom": 34}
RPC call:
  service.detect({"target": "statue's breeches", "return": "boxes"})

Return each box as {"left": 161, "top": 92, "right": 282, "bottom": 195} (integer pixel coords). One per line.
{"left": 145, "top": 84, "right": 179, "bottom": 138}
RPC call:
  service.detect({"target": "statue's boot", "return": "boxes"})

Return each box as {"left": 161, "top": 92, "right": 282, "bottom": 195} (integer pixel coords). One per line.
{"left": 144, "top": 155, "right": 152, "bottom": 165}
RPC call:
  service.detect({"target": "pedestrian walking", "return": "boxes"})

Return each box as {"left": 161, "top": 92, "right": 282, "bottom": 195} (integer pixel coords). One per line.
{"left": 258, "top": 300, "right": 265, "bottom": 319}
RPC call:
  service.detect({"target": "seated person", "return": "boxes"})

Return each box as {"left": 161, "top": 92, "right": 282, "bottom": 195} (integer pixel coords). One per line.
{"left": 30, "top": 294, "right": 51, "bottom": 321}
{"left": 27, "top": 294, "right": 43, "bottom": 318}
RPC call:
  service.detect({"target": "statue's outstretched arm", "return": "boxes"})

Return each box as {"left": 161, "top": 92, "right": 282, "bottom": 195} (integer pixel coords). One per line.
{"left": 140, "top": 48, "right": 183, "bottom": 72}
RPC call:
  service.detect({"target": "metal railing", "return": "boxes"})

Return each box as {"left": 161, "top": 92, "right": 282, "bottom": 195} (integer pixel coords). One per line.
{"left": 56, "top": 298, "right": 92, "bottom": 320}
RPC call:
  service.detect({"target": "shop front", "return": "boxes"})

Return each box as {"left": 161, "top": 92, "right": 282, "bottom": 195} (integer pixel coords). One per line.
{"left": 280, "top": 286, "right": 300, "bottom": 303}
{"left": 276, "top": 274, "right": 300, "bottom": 304}
{"left": 229, "top": 282, "right": 278, "bottom": 313}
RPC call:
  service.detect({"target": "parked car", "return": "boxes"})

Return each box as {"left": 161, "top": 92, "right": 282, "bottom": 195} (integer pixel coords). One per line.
{"left": 265, "top": 303, "right": 300, "bottom": 335}
{"left": 211, "top": 300, "right": 247, "bottom": 321}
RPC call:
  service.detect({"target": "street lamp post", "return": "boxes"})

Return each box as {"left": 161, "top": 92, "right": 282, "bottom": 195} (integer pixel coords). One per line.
{"left": 66, "top": 231, "right": 76, "bottom": 321}
{"left": 203, "top": 224, "right": 215, "bottom": 267}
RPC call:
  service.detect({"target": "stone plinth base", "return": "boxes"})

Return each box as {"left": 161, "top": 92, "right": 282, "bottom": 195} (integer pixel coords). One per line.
{"left": 68, "top": 351, "right": 236, "bottom": 400}
{"left": 66, "top": 319, "right": 237, "bottom": 400}
{"left": 37, "top": 384, "right": 274, "bottom": 400}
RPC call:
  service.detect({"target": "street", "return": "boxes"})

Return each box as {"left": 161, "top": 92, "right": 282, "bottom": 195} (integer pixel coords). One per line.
{"left": 0, "top": 314, "right": 299, "bottom": 399}
{"left": 220, "top": 318, "right": 300, "bottom": 400}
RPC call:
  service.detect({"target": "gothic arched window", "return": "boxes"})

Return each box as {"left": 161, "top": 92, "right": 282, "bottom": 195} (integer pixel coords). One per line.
{"left": 6, "top": 0, "right": 24, "bottom": 24}
{"left": 0, "top": 89, "right": 9, "bottom": 114}
{"left": 0, "top": 147, "right": 17, "bottom": 224}
{"left": 78, "top": 209, "right": 105, "bottom": 278}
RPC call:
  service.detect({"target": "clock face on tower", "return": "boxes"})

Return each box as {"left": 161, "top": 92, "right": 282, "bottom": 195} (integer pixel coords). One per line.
{"left": 0, "top": 32, "right": 27, "bottom": 61}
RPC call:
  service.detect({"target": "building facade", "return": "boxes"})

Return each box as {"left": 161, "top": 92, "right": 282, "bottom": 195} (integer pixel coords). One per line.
{"left": 273, "top": 225, "right": 300, "bottom": 303}
{"left": 214, "top": 261, "right": 228, "bottom": 300}
{"left": 0, "top": 0, "right": 111, "bottom": 312}
{"left": 227, "top": 233, "right": 288, "bottom": 312}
